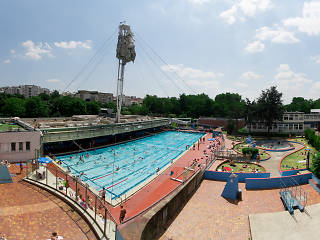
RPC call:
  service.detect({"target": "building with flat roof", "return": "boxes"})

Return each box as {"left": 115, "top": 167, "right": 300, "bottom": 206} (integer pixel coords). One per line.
{"left": 247, "top": 110, "right": 320, "bottom": 134}
{"left": 2, "top": 85, "right": 50, "bottom": 98}
{"left": 0, "top": 118, "right": 41, "bottom": 163}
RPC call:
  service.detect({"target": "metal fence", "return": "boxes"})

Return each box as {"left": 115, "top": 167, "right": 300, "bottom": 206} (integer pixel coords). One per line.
{"left": 25, "top": 161, "right": 118, "bottom": 240}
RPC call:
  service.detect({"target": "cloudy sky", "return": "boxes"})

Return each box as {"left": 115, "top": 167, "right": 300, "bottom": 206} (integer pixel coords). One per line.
{"left": 1, "top": 0, "right": 320, "bottom": 103}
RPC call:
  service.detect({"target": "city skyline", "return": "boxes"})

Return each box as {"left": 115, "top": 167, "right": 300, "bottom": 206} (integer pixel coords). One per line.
{"left": 1, "top": 0, "right": 320, "bottom": 103}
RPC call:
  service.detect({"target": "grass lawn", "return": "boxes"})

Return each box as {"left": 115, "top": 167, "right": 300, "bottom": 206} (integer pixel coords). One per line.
{"left": 281, "top": 137, "right": 318, "bottom": 171}
{"left": 217, "top": 162, "right": 266, "bottom": 173}
{"left": 234, "top": 143, "right": 270, "bottom": 160}
{"left": 0, "top": 123, "right": 24, "bottom": 132}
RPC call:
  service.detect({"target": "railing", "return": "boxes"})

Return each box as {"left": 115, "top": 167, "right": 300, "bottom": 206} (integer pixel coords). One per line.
{"left": 41, "top": 118, "right": 170, "bottom": 143}
{"left": 25, "top": 161, "right": 118, "bottom": 240}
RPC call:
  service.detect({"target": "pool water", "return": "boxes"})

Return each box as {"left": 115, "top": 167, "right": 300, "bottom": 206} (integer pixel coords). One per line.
{"left": 57, "top": 131, "right": 204, "bottom": 200}
{"left": 260, "top": 141, "right": 291, "bottom": 150}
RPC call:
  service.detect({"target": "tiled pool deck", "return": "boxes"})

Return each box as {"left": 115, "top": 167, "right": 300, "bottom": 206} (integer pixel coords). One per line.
{"left": 0, "top": 165, "right": 97, "bottom": 240}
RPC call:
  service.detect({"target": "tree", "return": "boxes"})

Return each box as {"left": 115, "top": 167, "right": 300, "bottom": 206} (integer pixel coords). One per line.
{"left": 312, "top": 153, "right": 320, "bottom": 178}
{"left": 1, "top": 97, "right": 26, "bottom": 117}
{"left": 25, "top": 96, "right": 49, "bottom": 117}
{"left": 86, "top": 101, "right": 100, "bottom": 115}
{"left": 257, "top": 86, "right": 284, "bottom": 135}
{"left": 285, "top": 97, "right": 312, "bottom": 113}
{"left": 226, "top": 120, "right": 236, "bottom": 135}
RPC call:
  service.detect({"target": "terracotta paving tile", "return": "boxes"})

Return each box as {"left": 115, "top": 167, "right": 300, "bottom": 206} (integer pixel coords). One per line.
{"left": 0, "top": 165, "right": 97, "bottom": 240}
{"left": 160, "top": 180, "right": 320, "bottom": 240}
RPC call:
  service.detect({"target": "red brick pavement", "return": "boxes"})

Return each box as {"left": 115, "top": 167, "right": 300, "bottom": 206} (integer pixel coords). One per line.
{"left": 160, "top": 180, "right": 320, "bottom": 240}
{"left": 0, "top": 165, "right": 97, "bottom": 240}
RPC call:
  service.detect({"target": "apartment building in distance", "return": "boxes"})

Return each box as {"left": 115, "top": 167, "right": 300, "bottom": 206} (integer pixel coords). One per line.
{"left": 1, "top": 85, "right": 50, "bottom": 98}
{"left": 75, "top": 90, "right": 143, "bottom": 106}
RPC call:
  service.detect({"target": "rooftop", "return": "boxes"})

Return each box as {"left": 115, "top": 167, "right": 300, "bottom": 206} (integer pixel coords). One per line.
{"left": 0, "top": 122, "right": 25, "bottom": 133}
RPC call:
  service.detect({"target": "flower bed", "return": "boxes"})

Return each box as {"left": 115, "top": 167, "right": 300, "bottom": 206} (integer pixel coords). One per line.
{"left": 216, "top": 160, "right": 266, "bottom": 173}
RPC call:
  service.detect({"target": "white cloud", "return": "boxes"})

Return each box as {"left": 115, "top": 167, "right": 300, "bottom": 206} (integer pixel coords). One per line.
{"left": 274, "top": 64, "right": 312, "bottom": 101}
{"left": 3, "top": 59, "right": 11, "bottom": 64}
{"left": 283, "top": 1, "right": 320, "bottom": 36}
{"left": 22, "top": 40, "right": 53, "bottom": 60}
{"left": 255, "top": 26, "right": 299, "bottom": 43}
{"left": 220, "top": 0, "right": 273, "bottom": 24}
{"left": 245, "top": 40, "right": 265, "bottom": 53}
{"left": 54, "top": 40, "right": 92, "bottom": 49}
{"left": 161, "top": 64, "right": 223, "bottom": 79}
{"left": 311, "top": 55, "right": 320, "bottom": 64}
{"left": 220, "top": 5, "right": 237, "bottom": 24}
{"left": 188, "top": 0, "right": 211, "bottom": 5}
{"left": 10, "top": 49, "right": 16, "bottom": 54}
{"left": 241, "top": 71, "right": 262, "bottom": 79}
{"left": 47, "top": 78, "right": 62, "bottom": 83}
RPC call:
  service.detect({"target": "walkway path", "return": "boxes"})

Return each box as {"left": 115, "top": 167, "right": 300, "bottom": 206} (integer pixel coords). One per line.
{"left": 259, "top": 142, "right": 303, "bottom": 177}
{"left": 0, "top": 165, "right": 97, "bottom": 240}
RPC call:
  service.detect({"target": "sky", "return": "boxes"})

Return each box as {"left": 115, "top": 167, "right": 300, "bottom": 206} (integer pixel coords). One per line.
{"left": 1, "top": 0, "right": 320, "bottom": 103}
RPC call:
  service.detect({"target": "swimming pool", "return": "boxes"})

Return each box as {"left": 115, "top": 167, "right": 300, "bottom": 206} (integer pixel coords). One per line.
{"left": 57, "top": 131, "right": 204, "bottom": 200}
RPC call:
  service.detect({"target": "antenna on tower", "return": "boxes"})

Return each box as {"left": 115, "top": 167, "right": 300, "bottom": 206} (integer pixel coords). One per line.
{"left": 115, "top": 23, "right": 136, "bottom": 123}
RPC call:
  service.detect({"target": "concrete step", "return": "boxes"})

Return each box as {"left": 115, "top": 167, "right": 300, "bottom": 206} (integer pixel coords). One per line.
{"left": 309, "top": 179, "right": 320, "bottom": 195}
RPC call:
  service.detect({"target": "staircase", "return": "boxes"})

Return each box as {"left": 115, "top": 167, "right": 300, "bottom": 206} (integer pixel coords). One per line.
{"left": 280, "top": 177, "right": 307, "bottom": 214}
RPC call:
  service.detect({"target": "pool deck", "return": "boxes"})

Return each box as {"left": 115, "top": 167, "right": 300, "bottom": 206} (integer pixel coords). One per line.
{"left": 0, "top": 165, "right": 97, "bottom": 240}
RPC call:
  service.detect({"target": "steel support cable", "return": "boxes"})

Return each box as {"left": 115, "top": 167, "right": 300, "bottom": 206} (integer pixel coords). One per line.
{"left": 63, "top": 28, "right": 118, "bottom": 93}
{"left": 73, "top": 34, "right": 117, "bottom": 93}
{"left": 136, "top": 39, "right": 186, "bottom": 95}
{"left": 135, "top": 41, "right": 170, "bottom": 97}
{"left": 135, "top": 32, "right": 197, "bottom": 94}
{"left": 133, "top": 56, "right": 159, "bottom": 95}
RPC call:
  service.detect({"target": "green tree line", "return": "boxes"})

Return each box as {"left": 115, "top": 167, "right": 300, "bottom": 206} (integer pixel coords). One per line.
{"left": 1, "top": 86, "right": 320, "bottom": 119}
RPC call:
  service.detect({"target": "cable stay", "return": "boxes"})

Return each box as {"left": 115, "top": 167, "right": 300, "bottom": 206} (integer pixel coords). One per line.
{"left": 135, "top": 32, "right": 197, "bottom": 95}
{"left": 62, "top": 28, "right": 118, "bottom": 93}
{"left": 136, "top": 40, "right": 187, "bottom": 94}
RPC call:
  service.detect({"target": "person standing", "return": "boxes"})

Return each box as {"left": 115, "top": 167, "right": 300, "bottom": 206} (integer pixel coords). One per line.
{"left": 101, "top": 187, "right": 106, "bottom": 203}
{"left": 119, "top": 205, "right": 127, "bottom": 224}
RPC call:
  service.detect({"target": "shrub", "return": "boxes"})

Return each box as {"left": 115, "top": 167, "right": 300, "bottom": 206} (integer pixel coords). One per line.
{"left": 242, "top": 147, "right": 258, "bottom": 159}
{"left": 312, "top": 153, "right": 320, "bottom": 178}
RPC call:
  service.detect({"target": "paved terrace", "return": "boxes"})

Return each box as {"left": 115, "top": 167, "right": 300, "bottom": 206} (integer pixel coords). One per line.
{"left": 0, "top": 165, "right": 97, "bottom": 240}
{"left": 160, "top": 180, "right": 320, "bottom": 240}
{"left": 161, "top": 136, "right": 320, "bottom": 240}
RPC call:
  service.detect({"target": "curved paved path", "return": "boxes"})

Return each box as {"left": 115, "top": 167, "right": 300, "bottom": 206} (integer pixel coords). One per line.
{"left": 259, "top": 142, "right": 303, "bottom": 176}
{"left": 0, "top": 165, "right": 97, "bottom": 240}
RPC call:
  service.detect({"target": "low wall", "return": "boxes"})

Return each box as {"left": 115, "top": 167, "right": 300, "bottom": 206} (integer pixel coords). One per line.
{"left": 245, "top": 173, "right": 312, "bottom": 189}
{"left": 203, "top": 170, "right": 270, "bottom": 182}
{"left": 119, "top": 168, "right": 204, "bottom": 240}
{"left": 281, "top": 168, "right": 307, "bottom": 176}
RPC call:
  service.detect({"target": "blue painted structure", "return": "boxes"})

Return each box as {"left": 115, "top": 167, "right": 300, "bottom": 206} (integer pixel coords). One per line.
{"left": 281, "top": 168, "right": 307, "bottom": 176}
{"left": 203, "top": 170, "right": 270, "bottom": 182}
{"left": 221, "top": 174, "right": 239, "bottom": 200}
{"left": 0, "top": 165, "right": 13, "bottom": 184}
{"left": 245, "top": 173, "right": 312, "bottom": 189}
